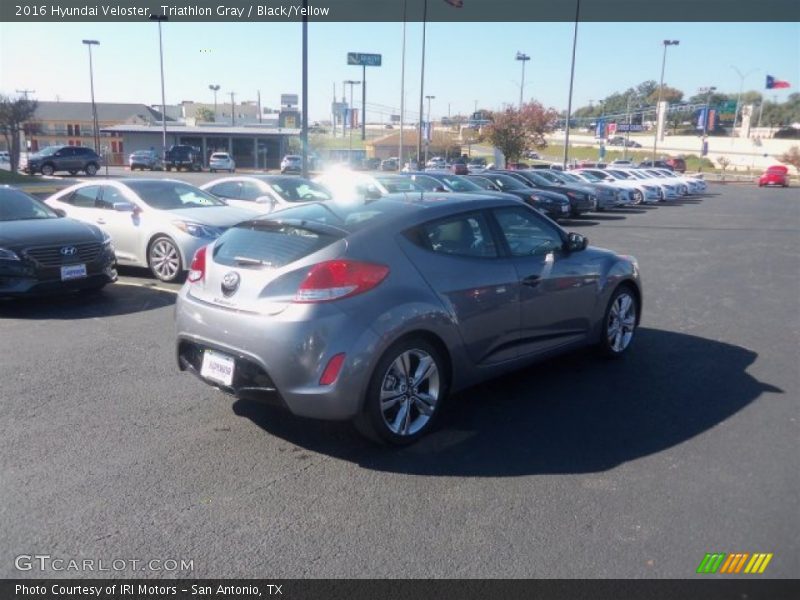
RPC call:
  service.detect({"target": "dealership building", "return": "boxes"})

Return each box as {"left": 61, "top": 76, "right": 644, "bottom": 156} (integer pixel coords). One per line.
{"left": 100, "top": 124, "right": 301, "bottom": 169}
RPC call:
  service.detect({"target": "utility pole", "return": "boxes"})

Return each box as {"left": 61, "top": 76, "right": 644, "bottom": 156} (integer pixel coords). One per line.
{"left": 16, "top": 89, "right": 35, "bottom": 100}
{"left": 562, "top": 0, "right": 581, "bottom": 169}
{"left": 229, "top": 91, "right": 235, "bottom": 126}
{"left": 425, "top": 95, "right": 435, "bottom": 164}
{"left": 344, "top": 80, "right": 361, "bottom": 164}
{"left": 257, "top": 90, "right": 262, "bottom": 123}
{"left": 417, "top": 0, "right": 428, "bottom": 167}
{"left": 301, "top": 0, "right": 309, "bottom": 177}
{"left": 399, "top": 0, "right": 407, "bottom": 166}
{"left": 730, "top": 66, "right": 758, "bottom": 140}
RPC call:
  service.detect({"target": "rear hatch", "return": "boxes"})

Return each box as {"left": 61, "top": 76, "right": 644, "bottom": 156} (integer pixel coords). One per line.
{"left": 186, "top": 218, "right": 348, "bottom": 315}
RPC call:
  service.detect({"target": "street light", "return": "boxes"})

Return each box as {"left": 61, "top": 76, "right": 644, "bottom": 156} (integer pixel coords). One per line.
{"left": 81, "top": 40, "right": 100, "bottom": 153}
{"left": 562, "top": 0, "right": 581, "bottom": 169}
{"left": 623, "top": 93, "right": 640, "bottom": 161}
{"left": 515, "top": 51, "right": 530, "bottom": 108}
{"left": 699, "top": 86, "right": 717, "bottom": 155}
{"left": 730, "top": 66, "right": 759, "bottom": 139}
{"left": 424, "top": 95, "right": 435, "bottom": 164}
{"left": 208, "top": 84, "right": 220, "bottom": 121}
{"left": 150, "top": 14, "right": 169, "bottom": 161}
{"left": 344, "top": 80, "right": 361, "bottom": 163}
{"left": 652, "top": 39, "right": 679, "bottom": 164}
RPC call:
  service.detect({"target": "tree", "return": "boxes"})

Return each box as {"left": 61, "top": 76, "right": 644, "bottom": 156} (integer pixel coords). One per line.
{"left": 779, "top": 146, "right": 800, "bottom": 173}
{"left": 0, "top": 95, "right": 38, "bottom": 172}
{"left": 483, "top": 101, "right": 559, "bottom": 163}
{"left": 646, "top": 85, "right": 683, "bottom": 105}
{"left": 195, "top": 107, "right": 215, "bottom": 122}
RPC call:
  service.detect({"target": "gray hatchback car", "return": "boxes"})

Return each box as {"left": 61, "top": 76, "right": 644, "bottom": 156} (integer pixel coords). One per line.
{"left": 175, "top": 194, "right": 642, "bottom": 444}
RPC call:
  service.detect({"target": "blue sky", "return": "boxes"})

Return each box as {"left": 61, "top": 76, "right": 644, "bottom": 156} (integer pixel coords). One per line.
{"left": 1, "top": 21, "right": 797, "bottom": 121}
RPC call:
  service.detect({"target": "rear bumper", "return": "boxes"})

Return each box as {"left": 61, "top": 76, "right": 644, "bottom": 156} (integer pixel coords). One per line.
{"left": 175, "top": 289, "right": 381, "bottom": 420}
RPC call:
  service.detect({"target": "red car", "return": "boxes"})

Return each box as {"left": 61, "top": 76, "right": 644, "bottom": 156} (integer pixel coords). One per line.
{"left": 758, "top": 165, "right": 790, "bottom": 187}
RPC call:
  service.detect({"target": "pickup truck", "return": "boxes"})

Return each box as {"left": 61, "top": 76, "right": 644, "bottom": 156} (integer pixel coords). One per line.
{"left": 165, "top": 145, "right": 202, "bottom": 172}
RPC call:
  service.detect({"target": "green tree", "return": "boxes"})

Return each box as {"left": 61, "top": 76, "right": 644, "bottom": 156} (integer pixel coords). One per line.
{"left": 779, "top": 146, "right": 800, "bottom": 173}
{"left": 647, "top": 85, "right": 684, "bottom": 105}
{"left": 0, "top": 95, "right": 38, "bottom": 172}
{"left": 483, "top": 101, "right": 559, "bottom": 163}
{"left": 195, "top": 107, "right": 215, "bottom": 122}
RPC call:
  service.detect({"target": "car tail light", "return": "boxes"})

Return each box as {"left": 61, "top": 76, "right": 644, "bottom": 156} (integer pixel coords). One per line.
{"left": 294, "top": 260, "right": 389, "bottom": 303}
{"left": 187, "top": 245, "right": 207, "bottom": 283}
{"left": 319, "top": 353, "right": 346, "bottom": 385}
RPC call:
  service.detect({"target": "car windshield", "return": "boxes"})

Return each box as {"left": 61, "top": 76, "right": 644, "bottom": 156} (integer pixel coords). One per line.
{"left": 519, "top": 171, "right": 551, "bottom": 186}
{"left": 482, "top": 174, "right": 527, "bottom": 191}
{"left": 438, "top": 175, "right": 482, "bottom": 192}
{"left": 554, "top": 172, "right": 581, "bottom": 183}
{"left": 267, "top": 178, "right": 333, "bottom": 202}
{"left": 125, "top": 181, "right": 226, "bottom": 209}
{"left": 211, "top": 153, "right": 229, "bottom": 159}
{"left": 260, "top": 200, "right": 405, "bottom": 233}
{"left": 0, "top": 188, "right": 59, "bottom": 221}
{"left": 606, "top": 170, "right": 631, "bottom": 179}
{"left": 534, "top": 170, "right": 563, "bottom": 183}
{"left": 375, "top": 177, "right": 420, "bottom": 193}
{"left": 576, "top": 171, "right": 602, "bottom": 182}
{"left": 37, "top": 146, "right": 61, "bottom": 157}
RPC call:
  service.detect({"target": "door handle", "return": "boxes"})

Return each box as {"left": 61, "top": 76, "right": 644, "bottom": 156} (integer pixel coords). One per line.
{"left": 96, "top": 219, "right": 106, "bottom": 224}
{"left": 522, "top": 274, "right": 541, "bottom": 286}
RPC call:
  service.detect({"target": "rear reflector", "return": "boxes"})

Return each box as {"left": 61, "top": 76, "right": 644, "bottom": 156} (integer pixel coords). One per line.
{"left": 188, "top": 245, "right": 207, "bottom": 283}
{"left": 319, "top": 353, "right": 346, "bottom": 386}
{"left": 295, "top": 260, "right": 389, "bottom": 303}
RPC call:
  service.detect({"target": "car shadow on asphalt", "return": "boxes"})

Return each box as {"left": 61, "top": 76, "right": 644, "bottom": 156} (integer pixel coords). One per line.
{"left": 0, "top": 282, "right": 175, "bottom": 319}
{"left": 232, "top": 327, "right": 781, "bottom": 476}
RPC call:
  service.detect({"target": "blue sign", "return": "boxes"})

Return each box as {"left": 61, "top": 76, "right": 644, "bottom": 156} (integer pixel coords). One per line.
{"left": 595, "top": 119, "right": 606, "bottom": 138}
{"left": 347, "top": 52, "right": 382, "bottom": 67}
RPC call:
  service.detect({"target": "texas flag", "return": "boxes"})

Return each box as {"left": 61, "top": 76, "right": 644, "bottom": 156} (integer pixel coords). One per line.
{"left": 766, "top": 75, "right": 791, "bottom": 89}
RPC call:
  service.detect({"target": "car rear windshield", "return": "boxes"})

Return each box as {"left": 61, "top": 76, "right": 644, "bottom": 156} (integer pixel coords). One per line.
{"left": 125, "top": 181, "right": 226, "bottom": 209}
{"left": 213, "top": 221, "right": 343, "bottom": 268}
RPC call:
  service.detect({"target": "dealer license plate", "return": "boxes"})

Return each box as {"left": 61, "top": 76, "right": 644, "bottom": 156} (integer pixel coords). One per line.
{"left": 200, "top": 349, "right": 235, "bottom": 387}
{"left": 61, "top": 264, "right": 87, "bottom": 280}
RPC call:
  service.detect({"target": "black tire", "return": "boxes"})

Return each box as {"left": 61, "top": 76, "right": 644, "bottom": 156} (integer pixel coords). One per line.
{"left": 85, "top": 163, "right": 98, "bottom": 176}
{"left": 598, "top": 284, "right": 639, "bottom": 358}
{"left": 166, "top": 166, "right": 172, "bottom": 172}
{"left": 41, "top": 163, "right": 55, "bottom": 176}
{"left": 354, "top": 337, "right": 448, "bottom": 446}
{"left": 147, "top": 235, "right": 184, "bottom": 283}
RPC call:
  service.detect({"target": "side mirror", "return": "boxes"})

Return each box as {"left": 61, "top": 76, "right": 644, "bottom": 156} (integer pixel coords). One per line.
{"left": 113, "top": 202, "right": 136, "bottom": 212}
{"left": 565, "top": 232, "right": 588, "bottom": 252}
{"left": 53, "top": 208, "right": 66, "bottom": 218}
{"left": 433, "top": 185, "right": 447, "bottom": 193}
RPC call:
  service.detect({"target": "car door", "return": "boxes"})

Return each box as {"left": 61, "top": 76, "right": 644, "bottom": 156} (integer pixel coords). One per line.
{"left": 490, "top": 205, "right": 599, "bottom": 356}
{"left": 402, "top": 210, "right": 521, "bottom": 366}
{"left": 96, "top": 185, "right": 142, "bottom": 263}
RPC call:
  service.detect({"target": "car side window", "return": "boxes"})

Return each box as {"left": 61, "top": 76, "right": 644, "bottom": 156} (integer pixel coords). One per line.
{"left": 208, "top": 182, "right": 241, "bottom": 199}
{"left": 239, "top": 182, "right": 263, "bottom": 201}
{"left": 98, "top": 186, "right": 126, "bottom": 210}
{"left": 422, "top": 212, "right": 497, "bottom": 258}
{"left": 66, "top": 186, "right": 101, "bottom": 208}
{"left": 493, "top": 206, "right": 564, "bottom": 257}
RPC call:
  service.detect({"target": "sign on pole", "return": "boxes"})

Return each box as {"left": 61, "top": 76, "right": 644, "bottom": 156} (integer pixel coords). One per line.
{"left": 347, "top": 52, "right": 382, "bottom": 66}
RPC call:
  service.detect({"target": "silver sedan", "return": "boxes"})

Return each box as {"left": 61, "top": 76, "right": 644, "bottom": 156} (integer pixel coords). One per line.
{"left": 46, "top": 179, "right": 256, "bottom": 282}
{"left": 175, "top": 194, "right": 642, "bottom": 444}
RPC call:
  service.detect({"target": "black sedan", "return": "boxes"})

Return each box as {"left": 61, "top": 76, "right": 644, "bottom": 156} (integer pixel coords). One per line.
{"left": 0, "top": 186, "right": 117, "bottom": 297}
{"left": 496, "top": 170, "right": 597, "bottom": 217}
{"left": 467, "top": 172, "right": 571, "bottom": 220}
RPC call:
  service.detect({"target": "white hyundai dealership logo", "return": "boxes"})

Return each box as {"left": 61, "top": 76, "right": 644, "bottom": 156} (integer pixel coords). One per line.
{"left": 221, "top": 271, "right": 240, "bottom": 297}
{"left": 60, "top": 246, "right": 77, "bottom": 256}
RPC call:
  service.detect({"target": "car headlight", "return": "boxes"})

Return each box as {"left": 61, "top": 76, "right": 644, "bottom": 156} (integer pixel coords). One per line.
{"left": 0, "top": 247, "right": 21, "bottom": 261}
{"left": 173, "top": 221, "right": 223, "bottom": 238}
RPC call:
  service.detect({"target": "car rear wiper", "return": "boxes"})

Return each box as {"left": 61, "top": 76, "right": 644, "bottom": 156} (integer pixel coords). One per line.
{"left": 233, "top": 256, "right": 274, "bottom": 267}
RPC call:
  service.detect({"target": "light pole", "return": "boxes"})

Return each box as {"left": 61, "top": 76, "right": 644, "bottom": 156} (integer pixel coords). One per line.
{"left": 515, "top": 51, "right": 530, "bottom": 108}
{"left": 344, "top": 80, "right": 361, "bottom": 164}
{"left": 730, "top": 66, "right": 758, "bottom": 139}
{"left": 417, "top": 0, "right": 429, "bottom": 167}
{"left": 652, "top": 39, "right": 679, "bottom": 164}
{"left": 301, "top": 0, "right": 309, "bottom": 177}
{"left": 399, "top": 0, "right": 407, "bottom": 165}
{"left": 208, "top": 84, "right": 220, "bottom": 121}
{"left": 699, "top": 86, "right": 716, "bottom": 156}
{"left": 425, "top": 94, "right": 435, "bottom": 164}
{"left": 150, "top": 14, "right": 169, "bottom": 161}
{"left": 82, "top": 40, "right": 100, "bottom": 153}
{"left": 562, "top": 0, "right": 581, "bottom": 169}
{"left": 229, "top": 92, "right": 236, "bottom": 126}
{"left": 623, "top": 93, "right": 638, "bottom": 161}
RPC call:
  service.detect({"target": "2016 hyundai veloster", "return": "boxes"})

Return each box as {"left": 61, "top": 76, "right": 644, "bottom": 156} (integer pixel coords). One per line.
{"left": 175, "top": 193, "right": 642, "bottom": 444}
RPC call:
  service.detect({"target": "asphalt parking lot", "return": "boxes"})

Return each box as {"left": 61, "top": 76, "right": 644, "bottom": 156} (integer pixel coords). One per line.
{"left": 1, "top": 184, "right": 798, "bottom": 578}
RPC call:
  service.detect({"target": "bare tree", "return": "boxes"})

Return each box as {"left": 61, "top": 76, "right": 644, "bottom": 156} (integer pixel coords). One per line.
{"left": 0, "top": 95, "right": 38, "bottom": 172}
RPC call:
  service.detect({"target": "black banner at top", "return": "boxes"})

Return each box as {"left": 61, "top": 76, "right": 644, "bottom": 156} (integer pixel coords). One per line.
{"left": 2, "top": 0, "right": 800, "bottom": 22}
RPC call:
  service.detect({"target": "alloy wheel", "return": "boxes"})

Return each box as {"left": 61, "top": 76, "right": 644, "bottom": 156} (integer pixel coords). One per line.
{"left": 379, "top": 349, "right": 440, "bottom": 437}
{"left": 149, "top": 238, "right": 181, "bottom": 281}
{"left": 607, "top": 292, "right": 636, "bottom": 353}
